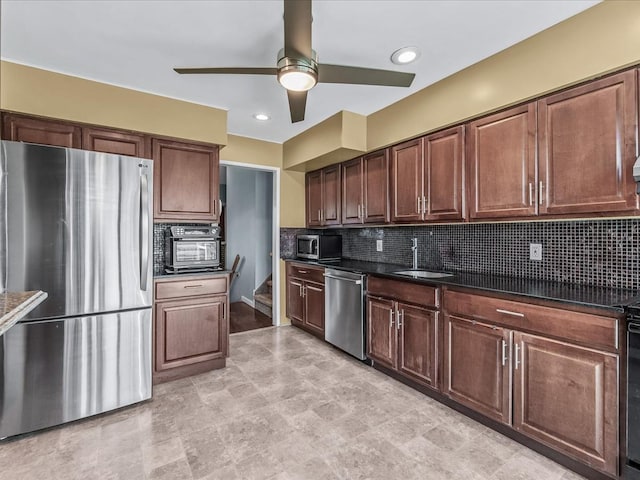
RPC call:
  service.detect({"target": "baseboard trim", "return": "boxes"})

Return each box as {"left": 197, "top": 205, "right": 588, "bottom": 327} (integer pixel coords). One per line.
{"left": 241, "top": 296, "right": 255, "bottom": 308}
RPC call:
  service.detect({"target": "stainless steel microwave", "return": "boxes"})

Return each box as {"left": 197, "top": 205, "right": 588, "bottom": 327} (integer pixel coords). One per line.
{"left": 164, "top": 226, "right": 221, "bottom": 272}
{"left": 296, "top": 234, "right": 341, "bottom": 260}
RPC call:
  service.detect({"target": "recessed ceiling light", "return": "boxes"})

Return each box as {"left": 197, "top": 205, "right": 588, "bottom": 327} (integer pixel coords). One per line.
{"left": 253, "top": 113, "right": 271, "bottom": 121}
{"left": 390, "top": 46, "right": 420, "bottom": 65}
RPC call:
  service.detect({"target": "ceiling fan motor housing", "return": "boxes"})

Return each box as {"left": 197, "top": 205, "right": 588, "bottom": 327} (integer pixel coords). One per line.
{"left": 277, "top": 49, "right": 318, "bottom": 91}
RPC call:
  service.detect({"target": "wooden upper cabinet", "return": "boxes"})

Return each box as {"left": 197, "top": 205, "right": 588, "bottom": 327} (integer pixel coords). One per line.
{"left": 1, "top": 113, "right": 81, "bottom": 149}
{"left": 467, "top": 104, "right": 537, "bottom": 219}
{"left": 342, "top": 157, "right": 364, "bottom": 225}
{"left": 306, "top": 170, "right": 323, "bottom": 227}
{"left": 513, "top": 332, "right": 618, "bottom": 475}
{"left": 391, "top": 138, "right": 424, "bottom": 222}
{"left": 341, "top": 150, "right": 390, "bottom": 225}
{"left": 425, "top": 126, "right": 464, "bottom": 221}
{"left": 305, "top": 165, "right": 341, "bottom": 227}
{"left": 152, "top": 138, "right": 219, "bottom": 222}
{"left": 82, "top": 127, "right": 150, "bottom": 158}
{"left": 445, "top": 315, "right": 512, "bottom": 425}
{"left": 363, "top": 150, "right": 390, "bottom": 223}
{"left": 322, "top": 165, "right": 341, "bottom": 226}
{"left": 538, "top": 70, "right": 638, "bottom": 215}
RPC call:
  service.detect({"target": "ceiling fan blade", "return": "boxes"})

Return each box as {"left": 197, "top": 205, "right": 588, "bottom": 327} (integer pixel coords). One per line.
{"left": 284, "top": 0, "right": 312, "bottom": 59}
{"left": 287, "top": 90, "right": 307, "bottom": 123}
{"left": 174, "top": 67, "right": 277, "bottom": 75}
{"left": 318, "top": 64, "right": 415, "bottom": 87}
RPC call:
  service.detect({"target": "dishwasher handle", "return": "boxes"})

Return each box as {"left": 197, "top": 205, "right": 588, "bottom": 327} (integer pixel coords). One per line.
{"left": 629, "top": 322, "right": 640, "bottom": 334}
{"left": 323, "top": 273, "right": 362, "bottom": 285}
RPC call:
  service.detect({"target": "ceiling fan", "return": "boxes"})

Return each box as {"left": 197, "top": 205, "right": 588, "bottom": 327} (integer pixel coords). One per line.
{"left": 173, "top": 0, "right": 416, "bottom": 123}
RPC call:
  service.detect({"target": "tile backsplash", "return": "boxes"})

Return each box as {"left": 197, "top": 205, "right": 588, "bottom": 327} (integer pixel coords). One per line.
{"left": 280, "top": 218, "right": 640, "bottom": 290}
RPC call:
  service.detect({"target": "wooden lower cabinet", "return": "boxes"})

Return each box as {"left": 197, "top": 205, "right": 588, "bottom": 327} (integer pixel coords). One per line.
{"left": 444, "top": 315, "right": 511, "bottom": 424}
{"left": 513, "top": 333, "right": 619, "bottom": 474}
{"left": 367, "top": 295, "right": 438, "bottom": 390}
{"left": 153, "top": 275, "right": 229, "bottom": 383}
{"left": 442, "top": 297, "right": 619, "bottom": 476}
{"left": 285, "top": 262, "right": 325, "bottom": 337}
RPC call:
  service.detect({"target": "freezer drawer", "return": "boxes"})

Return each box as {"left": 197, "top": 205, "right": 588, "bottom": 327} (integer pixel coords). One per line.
{"left": 0, "top": 309, "right": 152, "bottom": 438}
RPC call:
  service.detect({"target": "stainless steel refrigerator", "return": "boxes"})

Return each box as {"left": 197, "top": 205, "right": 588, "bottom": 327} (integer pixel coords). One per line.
{"left": 0, "top": 140, "right": 153, "bottom": 439}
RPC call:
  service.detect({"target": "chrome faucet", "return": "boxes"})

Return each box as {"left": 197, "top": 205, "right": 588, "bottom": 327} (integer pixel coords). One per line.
{"left": 411, "top": 238, "right": 418, "bottom": 270}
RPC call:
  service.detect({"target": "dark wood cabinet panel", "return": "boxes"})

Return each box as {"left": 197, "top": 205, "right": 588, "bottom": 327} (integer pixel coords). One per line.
{"left": 367, "top": 297, "right": 397, "bottom": 369}
{"left": 363, "top": 150, "right": 390, "bottom": 223}
{"left": 322, "top": 165, "right": 341, "bottom": 226}
{"left": 342, "top": 157, "right": 364, "bottom": 225}
{"left": 286, "top": 278, "right": 304, "bottom": 323}
{"left": 155, "top": 295, "right": 227, "bottom": 371}
{"left": 467, "top": 104, "right": 537, "bottom": 219}
{"left": 445, "top": 315, "right": 511, "bottom": 424}
{"left": 306, "top": 170, "right": 323, "bottom": 227}
{"left": 304, "top": 282, "right": 325, "bottom": 335}
{"left": 82, "top": 127, "right": 150, "bottom": 158}
{"left": 513, "top": 333, "right": 618, "bottom": 475}
{"left": 152, "top": 138, "right": 219, "bottom": 222}
{"left": 538, "top": 70, "right": 638, "bottom": 215}
{"left": 1, "top": 113, "right": 81, "bottom": 148}
{"left": 397, "top": 302, "right": 438, "bottom": 389}
{"left": 391, "top": 138, "right": 423, "bottom": 222}
{"left": 425, "top": 126, "right": 464, "bottom": 221}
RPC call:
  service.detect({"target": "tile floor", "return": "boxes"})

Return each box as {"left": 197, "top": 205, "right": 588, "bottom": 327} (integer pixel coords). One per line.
{"left": 0, "top": 326, "right": 586, "bottom": 480}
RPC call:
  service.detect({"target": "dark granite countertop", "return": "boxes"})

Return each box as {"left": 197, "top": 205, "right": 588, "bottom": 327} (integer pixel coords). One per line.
{"left": 0, "top": 291, "right": 48, "bottom": 336}
{"left": 286, "top": 258, "right": 639, "bottom": 312}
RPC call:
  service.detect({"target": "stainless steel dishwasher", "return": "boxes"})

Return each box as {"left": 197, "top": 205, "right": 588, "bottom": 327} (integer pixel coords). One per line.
{"left": 323, "top": 268, "right": 366, "bottom": 360}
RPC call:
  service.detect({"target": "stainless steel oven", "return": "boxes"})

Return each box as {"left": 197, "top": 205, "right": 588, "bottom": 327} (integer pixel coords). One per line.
{"left": 627, "top": 303, "right": 640, "bottom": 479}
{"left": 164, "top": 226, "right": 221, "bottom": 272}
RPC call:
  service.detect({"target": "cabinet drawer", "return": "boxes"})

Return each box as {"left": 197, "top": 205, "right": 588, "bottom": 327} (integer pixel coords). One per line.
{"left": 444, "top": 290, "right": 618, "bottom": 351}
{"left": 368, "top": 276, "right": 439, "bottom": 308}
{"left": 155, "top": 276, "right": 228, "bottom": 300}
{"left": 286, "top": 262, "right": 325, "bottom": 284}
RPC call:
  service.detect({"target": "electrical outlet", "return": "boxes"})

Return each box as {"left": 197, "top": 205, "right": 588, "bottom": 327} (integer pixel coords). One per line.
{"left": 376, "top": 240, "right": 383, "bottom": 252}
{"left": 530, "top": 243, "right": 542, "bottom": 261}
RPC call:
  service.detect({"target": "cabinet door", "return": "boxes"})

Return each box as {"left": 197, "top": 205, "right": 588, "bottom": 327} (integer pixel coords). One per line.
{"left": 363, "top": 150, "right": 390, "bottom": 223}
{"left": 538, "top": 70, "right": 638, "bottom": 215}
{"left": 342, "top": 157, "right": 364, "bottom": 225}
{"left": 397, "top": 302, "right": 438, "bottom": 390}
{"left": 444, "top": 315, "right": 512, "bottom": 424}
{"left": 513, "top": 333, "right": 618, "bottom": 475}
{"left": 322, "top": 165, "right": 341, "bottom": 226}
{"left": 367, "top": 297, "right": 397, "bottom": 369}
{"left": 467, "top": 104, "right": 537, "bottom": 219}
{"left": 83, "top": 127, "right": 150, "bottom": 158}
{"left": 306, "top": 170, "right": 323, "bottom": 227}
{"left": 304, "top": 281, "right": 325, "bottom": 335}
{"left": 425, "top": 126, "right": 464, "bottom": 221}
{"left": 152, "top": 138, "right": 219, "bottom": 222}
{"left": 1, "top": 113, "right": 81, "bottom": 148}
{"left": 287, "top": 278, "right": 304, "bottom": 323}
{"left": 155, "top": 296, "right": 227, "bottom": 371}
{"left": 391, "top": 138, "right": 423, "bottom": 222}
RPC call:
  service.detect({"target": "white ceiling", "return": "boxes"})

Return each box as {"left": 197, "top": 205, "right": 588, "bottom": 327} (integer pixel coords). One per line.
{"left": 0, "top": 0, "right": 600, "bottom": 144}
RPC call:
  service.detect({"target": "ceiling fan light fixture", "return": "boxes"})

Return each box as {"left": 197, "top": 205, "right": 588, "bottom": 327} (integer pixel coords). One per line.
{"left": 391, "top": 46, "right": 420, "bottom": 65}
{"left": 277, "top": 49, "right": 318, "bottom": 91}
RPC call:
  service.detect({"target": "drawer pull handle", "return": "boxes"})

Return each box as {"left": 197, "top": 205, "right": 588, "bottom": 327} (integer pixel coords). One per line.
{"left": 298, "top": 270, "right": 308, "bottom": 274}
{"left": 496, "top": 308, "right": 524, "bottom": 318}
{"left": 184, "top": 284, "right": 204, "bottom": 289}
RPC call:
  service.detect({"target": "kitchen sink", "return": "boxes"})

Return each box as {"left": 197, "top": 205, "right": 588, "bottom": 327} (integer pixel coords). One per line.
{"left": 392, "top": 270, "right": 454, "bottom": 279}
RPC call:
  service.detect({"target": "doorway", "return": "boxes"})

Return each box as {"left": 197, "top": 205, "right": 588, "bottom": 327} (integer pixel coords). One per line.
{"left": 220, "top": 161, "right": 280, "bottom": 334}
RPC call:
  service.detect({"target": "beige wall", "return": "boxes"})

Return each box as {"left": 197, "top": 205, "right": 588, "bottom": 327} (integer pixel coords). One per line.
{"left": 367, "top": 0, "right": 640, "bottom": 150}
{"left": 0, "top": 61, "right": 228, "bottom": 145}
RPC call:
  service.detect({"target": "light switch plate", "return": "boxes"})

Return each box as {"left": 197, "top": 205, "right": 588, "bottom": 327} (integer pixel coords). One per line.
{"left": 530, "top": 243, "right": 543, "bottom": 261}
{"left": 376, "top": 240, "right": 383, "bottom": 252}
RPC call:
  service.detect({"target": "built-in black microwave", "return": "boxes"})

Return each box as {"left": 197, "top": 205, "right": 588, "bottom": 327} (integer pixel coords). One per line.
{"left": 296, "top": 234, "right": 342, "bottom": 260}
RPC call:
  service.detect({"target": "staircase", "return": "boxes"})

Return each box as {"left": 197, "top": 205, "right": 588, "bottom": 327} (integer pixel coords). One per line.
{"left": 253, "top": 275, "right": 272, "bottom": 319}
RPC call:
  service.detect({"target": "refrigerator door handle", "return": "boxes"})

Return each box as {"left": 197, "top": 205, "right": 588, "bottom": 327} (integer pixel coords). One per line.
{"left": 140, "top": 171, "right": 150, "bottom": 291}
